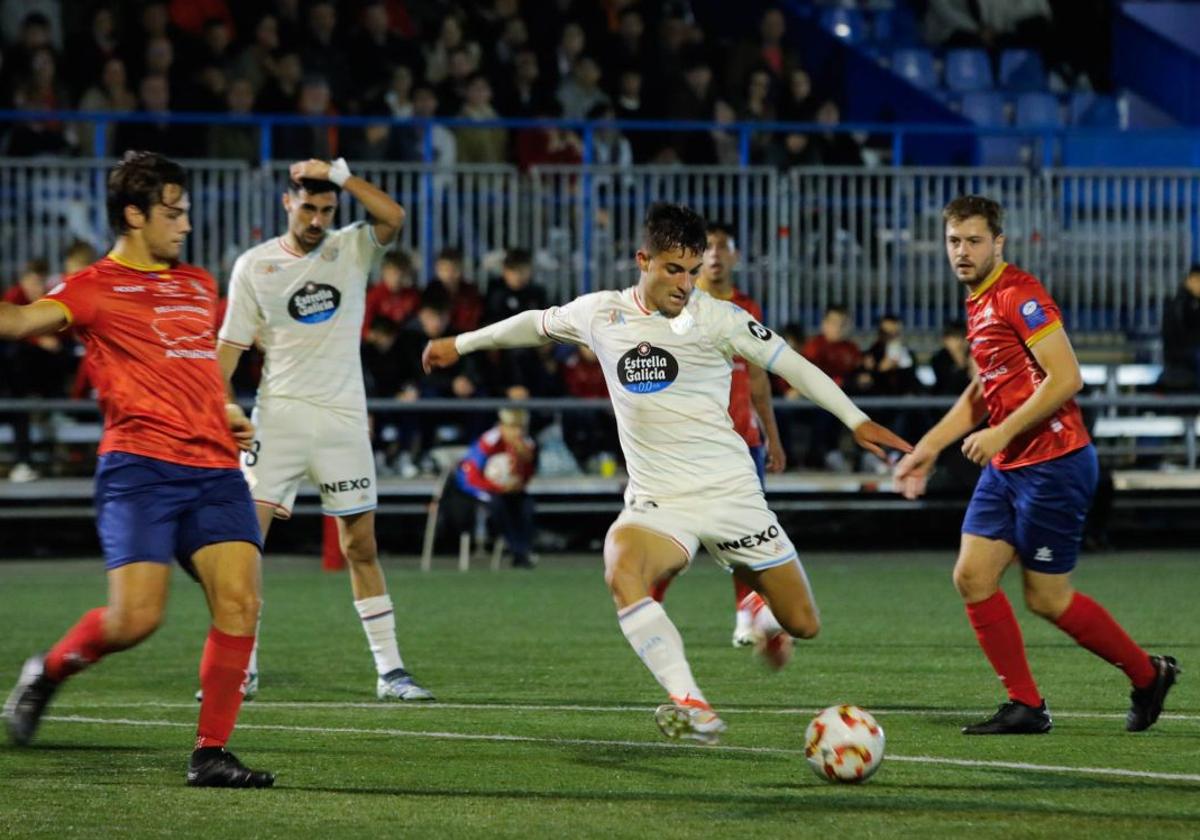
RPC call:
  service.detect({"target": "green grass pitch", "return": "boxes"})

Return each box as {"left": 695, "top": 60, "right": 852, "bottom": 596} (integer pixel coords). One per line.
{"left": 1, "top": 550, "right": 1197, "bottom": 838}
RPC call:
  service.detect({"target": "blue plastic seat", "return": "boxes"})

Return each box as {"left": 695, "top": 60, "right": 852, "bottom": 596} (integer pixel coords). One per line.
{"left": 1015, "top": 92, "right": 1062, "bottom": 128}
{"left": 1069, "top": 92, "right": 1120, "bottom": 128}
{"left": 945, "top": 48, "right": 993, "bottom": 92}
{"left": 998, "top": 49, "right": 1047, "bottom": 92}
{"left": 821, "top": 7, "right": 868, "bottom": 43}
{"left": 960, "top": 91, "right": 1007, "bottom": 126}
{"left": 891, "top": 48, "right": 937, "bottom": 90}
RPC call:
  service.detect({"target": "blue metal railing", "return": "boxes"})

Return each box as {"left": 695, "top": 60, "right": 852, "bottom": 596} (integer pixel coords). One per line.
{"left": 4, "top": 109, "right": 1200, "bottom": 167}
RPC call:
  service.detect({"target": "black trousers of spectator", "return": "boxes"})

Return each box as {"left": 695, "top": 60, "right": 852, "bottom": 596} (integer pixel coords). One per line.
{"left": 489, "top": 492, "right": 535, "bottom": 561}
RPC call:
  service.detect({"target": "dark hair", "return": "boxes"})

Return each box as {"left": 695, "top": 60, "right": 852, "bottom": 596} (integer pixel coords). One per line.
{"left": 705, "top": 220, "right": 735, "bottom": 238}
{"left": 942, "top": 319, "right": 967, "bottom": 338}
{"left": 823, "top": 303, "right": 849, "bottom": 318}
{"left": 382, "top": 250, "right": 413, "bottom": 271}
{"left": 943, "top": 195, "right": 1004, "bottom": 237}
{"left": 368, "top": 315, "right": 398, "bottom": 335}
{"left": 106, "top": 150, "right": 187, "bottom": 235}
{"left": 288, "top": 177, "right": 340, "bottom": 196}
{"left": 436, "top": 246, "right": 463, "bottom": 263}
{"left": 22, "top": 257, "right": 50, "bottom": 276}
{"left": 1187, "top": 264, "right": 1200, "bottom": 277}
{"left": 63, "top": 239, "right": 98, "bottom": 263}
{"left": 503, "top": 248, "right": 532, "bottom": 269}
{"left": 880, "top": 312, "right": 901, "bottom": 324}
{"left": 419, "top": 284, "right": 451, "bottom": 313}
{"left": 642, "top": 202, "right": 706, "bottom": 257}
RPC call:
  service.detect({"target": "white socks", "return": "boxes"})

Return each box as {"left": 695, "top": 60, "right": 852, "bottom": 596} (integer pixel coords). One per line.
{"left": 355, "top": 594, "right": 405, "bottom": 676}
{"left": 618, "top": 597, "right": 706, "bottom": 705}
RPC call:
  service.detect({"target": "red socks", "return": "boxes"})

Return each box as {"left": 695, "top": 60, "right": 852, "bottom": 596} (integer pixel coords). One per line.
{"left": 1054, "top": 592, "right": 1156, "bottom": 689}
{"left": 196, "top": 627, "right": 255, "bottom": 750}
{"left": 965, "top": 592, "right": 1042, "bottom": 707}
{"left": 44, "top": 608, "right": 112, "bottom": 682}
{"left": 733, "top": 579, "right": 753, "bottom": 610}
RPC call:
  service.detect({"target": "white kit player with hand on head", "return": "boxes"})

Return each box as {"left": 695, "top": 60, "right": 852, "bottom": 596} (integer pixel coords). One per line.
{"left": 424, "top": 203, "right": 911, "bottom": 743}
{"left": 213, "top": 158, "right": 433, "bottom": 701}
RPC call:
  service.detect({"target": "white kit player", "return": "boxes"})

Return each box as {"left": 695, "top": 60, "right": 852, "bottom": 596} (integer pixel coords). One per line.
{"left": 423, "top": 203, "right": 910, "bottom": 743}
{"left": 214, "top": 158, "right": 433, "bottom": 701}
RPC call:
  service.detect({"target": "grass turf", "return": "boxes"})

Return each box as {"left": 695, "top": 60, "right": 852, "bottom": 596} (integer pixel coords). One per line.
{"left": 1, "top": 550, "right": 1197, "bottom": 838}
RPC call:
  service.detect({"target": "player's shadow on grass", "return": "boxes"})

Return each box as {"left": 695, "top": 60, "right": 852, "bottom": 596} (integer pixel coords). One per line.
{"left": 268, "top": 782, "right": 1200, "bottom": 821}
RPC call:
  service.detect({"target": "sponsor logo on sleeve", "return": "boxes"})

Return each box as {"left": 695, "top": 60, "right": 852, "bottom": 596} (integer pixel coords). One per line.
{"left": 617, "top": 342, "right": 678, "bottom": 393}
{"left": 748, "top": 322, "right": 772, "bottom": 341}
{"left": 1020, "top": 298, "right": 1048, "bottom": 330}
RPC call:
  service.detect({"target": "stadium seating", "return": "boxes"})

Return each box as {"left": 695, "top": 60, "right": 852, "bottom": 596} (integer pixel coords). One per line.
{"left": 891, "top": 48, "right": 938, "bottom": 91}
{"left": 998, "top": 50, "right": 1048, "bottom": 92}
{"left": 945, "top": 48, "right": 994, "bottom": 93}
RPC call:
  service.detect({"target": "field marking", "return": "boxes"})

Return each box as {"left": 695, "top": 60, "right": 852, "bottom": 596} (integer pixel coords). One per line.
{"left": 50, "top": 699, "right": 1200, "bottom": 723}
{"left": 43, "top": 714, "right": 1200, "bottom": 784}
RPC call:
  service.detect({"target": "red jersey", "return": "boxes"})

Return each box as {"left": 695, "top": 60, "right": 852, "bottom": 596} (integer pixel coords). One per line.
{"left": 362, "top": 282, "right": 419, "bottom": 337}
{"left": 726, "top": 289, "right": 763, "bottom": 448}
{"left": 801, "top": 335, "right": 862, "bottom": 387}
{"left": 44, "top": 254, "right": 239, "bottom": 468}
{"left": 965, "top": 261, "right": 1090, "bottom": 469}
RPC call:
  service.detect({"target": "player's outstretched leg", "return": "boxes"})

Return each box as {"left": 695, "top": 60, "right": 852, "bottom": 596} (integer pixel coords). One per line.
{"left": 190, "top": 542, "right": 274, "bottom": 788}
{"left": 736, "top": 560, "right": 823, "bottom": 671}
{"left": 1026, "top": 572, "right": 1179, "bottom": 733}
{"left": 339, "top": 512, "right": 433, "bottom": 702}
{"left": 606, "top": 525, "right": 725, "bottom": 744}
{"left": 6, "top": 563, "right": 170, "bottom": 746}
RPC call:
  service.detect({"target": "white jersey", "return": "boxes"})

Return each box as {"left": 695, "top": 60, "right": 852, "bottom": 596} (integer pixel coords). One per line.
{"left": 538, "top": 287, "right": 792, "bottom": 502}
{"left": 218, "top": 222, "right": 386, "bottom": 410}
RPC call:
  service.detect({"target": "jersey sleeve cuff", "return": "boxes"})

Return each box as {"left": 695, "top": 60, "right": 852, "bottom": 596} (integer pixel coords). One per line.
{"left": 1025, "top": 320, "right": 1063, "bottom": 347}
{"left": 43, "top": 298, "right": 74, "bottom": 329}
{"left": 217, "top": 336, "right": 252, "bottom": 350}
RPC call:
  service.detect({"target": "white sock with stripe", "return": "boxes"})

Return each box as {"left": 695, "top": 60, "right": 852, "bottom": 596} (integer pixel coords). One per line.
{"left": 617, "top": 597, "right": 707, "bottom": 705}
{"left": 355, "top": 595, "right": 404, "bottom": 676}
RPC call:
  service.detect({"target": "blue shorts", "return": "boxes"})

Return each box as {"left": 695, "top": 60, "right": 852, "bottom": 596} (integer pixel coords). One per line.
{"left": 95, "top": 452, "right": 262, "bottom": 578}
{"left": 962, "top": 444, "right": 1098, "bottom": 573}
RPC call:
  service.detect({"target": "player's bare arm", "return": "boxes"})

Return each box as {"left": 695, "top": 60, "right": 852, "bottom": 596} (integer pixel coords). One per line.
{"left": 214, "top": 340, "right": 255, "bottom": 451}
{"left": 748, "top": 363, "right": 786, "bottom": 472}
{"left": 894, "top": 377, "right": 987, "bottom": 498}
{"left": 0, "top": 299, "right": 69, "bottom": 340}
{"left": 960, "top": 327, "right": 1082, "bottom": 466}
{"left": 289, "top": 158, "right": 405, "bottom": 245}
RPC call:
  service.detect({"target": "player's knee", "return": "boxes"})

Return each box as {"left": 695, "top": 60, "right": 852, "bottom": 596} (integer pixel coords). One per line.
{"left": 776, "top": 607, "right": 820, "bottom": 639}
{"left": 1023, "top": 586, "right": 1069, "bottom": 620}
{"left": 952, "top": 564, "right": 994, "bottom": 601}
{"left": 211, "top": 589, "right": 262, "bottom": 634}
{"left": 341, "top": 530, "right": 377, "bottom": 566}
{"left": 106, "top": 605, "right": 163, "bottom": 647}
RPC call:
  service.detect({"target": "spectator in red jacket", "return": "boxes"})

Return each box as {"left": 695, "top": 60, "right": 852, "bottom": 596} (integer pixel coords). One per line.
{"left": 429, "top": 246, "right": 484, "bottom": 333}
{"left": 363, "top": 250, "right": 420, "bottom": 337}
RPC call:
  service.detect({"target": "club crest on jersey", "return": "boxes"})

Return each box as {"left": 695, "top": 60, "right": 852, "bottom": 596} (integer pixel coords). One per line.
{"left": 320, "top": 247, "right": 340, "bottom": 262}
{"left": 288, "top": 281, "right": 341, "bottom": 323}
{"left": 617, "top": 341, "right": 678, "bottom": 393}
{"left": 1020, "top": 299, "right": 1047, "bottom": 329}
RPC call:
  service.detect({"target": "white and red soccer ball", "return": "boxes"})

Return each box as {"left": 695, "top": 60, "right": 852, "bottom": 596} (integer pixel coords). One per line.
{"left": 804, "top": 704, "right": 886, "bottom": 783}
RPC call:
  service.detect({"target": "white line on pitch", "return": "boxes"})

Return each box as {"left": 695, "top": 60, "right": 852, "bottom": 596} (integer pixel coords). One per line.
{"left": 49, "top": 699, "right": 1200, "bottom": 723}
{"left": 42, "top": 714, "right": 1200, "bottom": 784}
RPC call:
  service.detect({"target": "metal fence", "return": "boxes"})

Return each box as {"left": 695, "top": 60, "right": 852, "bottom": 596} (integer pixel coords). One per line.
{"left": 2, "top": 158, "right": 1194, "bottom": 338}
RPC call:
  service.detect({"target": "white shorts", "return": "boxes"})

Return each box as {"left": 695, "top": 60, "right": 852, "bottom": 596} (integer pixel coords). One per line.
{"left": 243, "top": 399, "right": 377, "bottom": 519}
{"left": 612, "top": 488, "right": 799, "bottom": 572}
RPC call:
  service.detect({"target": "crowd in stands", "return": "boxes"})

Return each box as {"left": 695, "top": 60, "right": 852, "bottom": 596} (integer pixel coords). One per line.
{"left": 3, "top": 236, "right": 1198, "bottom": 481}
{"left": 0, "top": 1, "right": 873, "bottom": 167}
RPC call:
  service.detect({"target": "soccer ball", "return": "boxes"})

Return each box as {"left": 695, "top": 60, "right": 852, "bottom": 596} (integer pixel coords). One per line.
{"left": 483, "top": 452, "right": 516, "bottom": 487}
{"left": 804, "top": 705, "right": 885, "bottom": 783}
